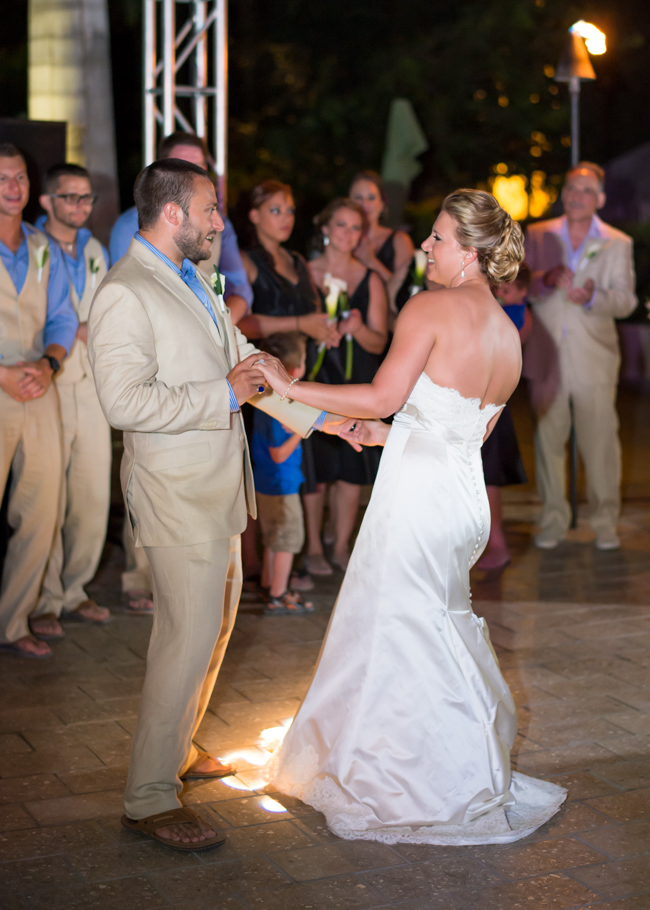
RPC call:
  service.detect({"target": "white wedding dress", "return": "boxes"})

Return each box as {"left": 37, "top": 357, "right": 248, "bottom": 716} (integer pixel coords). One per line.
{"left": 271, "top": 373, "right": 566, "bottom": 845}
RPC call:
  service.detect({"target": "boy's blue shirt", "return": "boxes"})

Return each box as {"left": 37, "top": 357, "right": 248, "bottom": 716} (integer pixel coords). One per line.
{"left": 252, "top": 410, "right": 304, "bottom": 496}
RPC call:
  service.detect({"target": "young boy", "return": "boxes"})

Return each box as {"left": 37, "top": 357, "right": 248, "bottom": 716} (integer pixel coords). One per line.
{"left": 251, "top": 332, "right": 314, "bottom": 615}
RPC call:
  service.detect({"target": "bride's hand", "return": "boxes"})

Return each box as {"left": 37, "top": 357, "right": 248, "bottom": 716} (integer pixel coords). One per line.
{"left": 254, "top": 356, "right": 293, "bottom": 397}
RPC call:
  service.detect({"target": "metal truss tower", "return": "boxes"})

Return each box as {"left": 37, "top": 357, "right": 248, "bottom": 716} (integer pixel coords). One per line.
{"left": 143, "top": 0, "right": 228, "bottom": 206}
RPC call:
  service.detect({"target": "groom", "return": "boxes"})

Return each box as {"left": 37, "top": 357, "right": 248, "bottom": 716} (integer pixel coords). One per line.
{"left": 88, "top": 158, "right": 341, "bottom": 849}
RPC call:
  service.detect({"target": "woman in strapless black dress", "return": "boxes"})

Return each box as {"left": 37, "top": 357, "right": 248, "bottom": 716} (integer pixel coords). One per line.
{"left": 304, "top": 198, "right": 388, "bottom": 574}
{"left": 349, "top": 171, "right": 414, "bottom": 317}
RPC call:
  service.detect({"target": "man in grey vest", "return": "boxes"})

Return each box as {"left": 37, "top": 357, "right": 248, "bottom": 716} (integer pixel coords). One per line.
{"left": 0, "top": 144, "right": 78, "bottom": 658}
{"left": 32, "top": 164, "right": 112, "bottom": 638}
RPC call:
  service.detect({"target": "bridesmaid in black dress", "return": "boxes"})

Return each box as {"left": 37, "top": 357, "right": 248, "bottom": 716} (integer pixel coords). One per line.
{"left": 238, "top": 181, "right": 340, "bottom": 587}
{"left": 305, "top": 198, "right": 388, "bottom": 574}
{"left": 238, "top": 181, "right": 339, "bottom": 350}
{"left": 349, "top": 171, "right": 414, "bottom": 317}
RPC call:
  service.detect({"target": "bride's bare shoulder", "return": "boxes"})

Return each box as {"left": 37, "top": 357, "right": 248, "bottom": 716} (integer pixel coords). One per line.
{"left": 395, "top": 288, "right": 457, "bottom": 326}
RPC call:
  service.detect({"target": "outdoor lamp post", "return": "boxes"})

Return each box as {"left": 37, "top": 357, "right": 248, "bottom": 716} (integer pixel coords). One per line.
{"left": 555, "top": 21, "right": 606, "bottom": 167}
{"left": 554, "top": 21, "right": 606, "bottom": 526}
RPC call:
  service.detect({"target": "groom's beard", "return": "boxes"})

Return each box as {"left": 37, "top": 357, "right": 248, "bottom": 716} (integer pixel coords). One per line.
{"left": 176, "top": 218, "right": 212, "bottom": 262}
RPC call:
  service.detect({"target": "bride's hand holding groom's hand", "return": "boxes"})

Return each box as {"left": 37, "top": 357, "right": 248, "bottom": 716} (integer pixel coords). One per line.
{"left": 254, "top": 356, "right": 293, "bottom": 396}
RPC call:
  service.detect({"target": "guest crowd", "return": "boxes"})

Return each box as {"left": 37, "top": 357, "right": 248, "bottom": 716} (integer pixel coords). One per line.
{"left": 0, "top": 131, "right": 637, "bottom": 657}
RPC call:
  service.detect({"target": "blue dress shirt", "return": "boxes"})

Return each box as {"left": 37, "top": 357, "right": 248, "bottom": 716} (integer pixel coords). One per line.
{"left": 135, "top": 233, "right": 240, "bottom": 411}
{"left": 110, "top": 205, "right": 253, "bottom": 308}
{"left": 0, "top": 223, "right": 78, "bottom": 354}
{"left": 34, "top": 215, "right": 109, "bottom": 303}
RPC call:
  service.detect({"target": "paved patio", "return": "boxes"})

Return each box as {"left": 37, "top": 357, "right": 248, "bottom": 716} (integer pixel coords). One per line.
{"left": 1, "top": 381, "right": 649, "bottom": 909}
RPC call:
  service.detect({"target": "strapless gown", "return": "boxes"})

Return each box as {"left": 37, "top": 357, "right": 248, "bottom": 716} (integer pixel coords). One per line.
{"left": 270, "top": 373, "right": 566, "bottom": 845}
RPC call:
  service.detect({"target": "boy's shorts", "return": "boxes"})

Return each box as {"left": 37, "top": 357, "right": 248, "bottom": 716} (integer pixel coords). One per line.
{"left": 256, "top": 492, "right": 304, "bottom": 554}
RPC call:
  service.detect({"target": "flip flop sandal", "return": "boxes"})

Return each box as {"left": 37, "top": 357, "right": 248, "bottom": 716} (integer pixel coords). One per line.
{"left": 180, "top": 747, "right": 237, "bottom": 780}
{"left": 29, "top": 613, "right": 66, "bottom": 641}
{"left": 0, "top": 638, "right": 53, "bottom": 659}
{"left": 61, "top": 600, "right": 112, "bottom": 624}
{"left": 121, "top": 807, "right": 226, "bottom": 851}
{"left": 264, "top": 591, "right": 314, "bottom": 615}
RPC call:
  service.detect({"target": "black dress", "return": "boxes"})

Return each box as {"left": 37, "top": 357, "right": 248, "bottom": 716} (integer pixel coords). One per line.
{"left": 248, "top": 248, "right": 319, "bottom": 319}
{"left": 375, "top": 231, "right": 412, "bottom": 312}
{"left": 309, "top": 270, "right": 383, "bottom": 486}
{"left": 481, "top": 405, "right": 527, "bottom": 487}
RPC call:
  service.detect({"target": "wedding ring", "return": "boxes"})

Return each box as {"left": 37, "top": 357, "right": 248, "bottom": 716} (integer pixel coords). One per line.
{"left": 253, "top": 359, "right": 266, "bottom": 366}
{"left": 349, "top": 423, "right": 357, "bottom": 431}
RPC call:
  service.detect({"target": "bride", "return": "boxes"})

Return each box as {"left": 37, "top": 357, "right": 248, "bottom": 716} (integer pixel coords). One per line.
{"left": 255, "top": 189, "right": 566, "bottom": 845}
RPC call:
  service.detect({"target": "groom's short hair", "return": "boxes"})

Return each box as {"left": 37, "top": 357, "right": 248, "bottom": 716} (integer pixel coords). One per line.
{"left": 134, "top": 158, "right": 208, "bottom": 230}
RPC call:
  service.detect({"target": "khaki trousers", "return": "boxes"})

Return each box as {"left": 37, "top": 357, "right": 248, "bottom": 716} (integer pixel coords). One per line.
{"left": 124, "top": 535, "right": 241, "bottom": 819}
{"left": 0, "top": 387, "right": 62, "bottom": 642}
{"left": 36, "top": 376, "right": 112, "bottom": 616}
{"left": 121, "top": 515, "right": 153, "bottom": 593}
{"left": 535, "top": 375, "right": 621, "bottom": 539}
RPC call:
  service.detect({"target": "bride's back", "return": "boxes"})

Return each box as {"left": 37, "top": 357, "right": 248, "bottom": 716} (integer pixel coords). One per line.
{"left": 423, "top": 283, "right": 522, "bottom": 408}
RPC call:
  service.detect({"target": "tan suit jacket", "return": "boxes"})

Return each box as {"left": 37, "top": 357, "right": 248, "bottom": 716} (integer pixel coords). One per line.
{"left": 87, "top": 238, "right": 323, "bottom": 548}
{"left": 525, "top": 216, "right": 637, "bottom": 386}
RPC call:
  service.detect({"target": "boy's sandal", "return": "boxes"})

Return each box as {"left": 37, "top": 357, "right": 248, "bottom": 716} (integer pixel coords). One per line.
{"left": 264, "top": 590, "right": 314, "bottom": 616}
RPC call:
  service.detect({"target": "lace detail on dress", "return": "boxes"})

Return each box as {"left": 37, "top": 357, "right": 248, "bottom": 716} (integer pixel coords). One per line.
{"left": 399, "top": 373, "right": 503, "bottom": 449}
{"left": 271, "top": 744, "right": 566, "bottom": 846}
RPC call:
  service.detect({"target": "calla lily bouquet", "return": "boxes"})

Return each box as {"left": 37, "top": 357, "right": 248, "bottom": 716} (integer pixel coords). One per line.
{"left": 409, "top": 249, "right": 428, "bottom": 297}
{"left": 309, "top": 273, "right": 353, "bottom": 381}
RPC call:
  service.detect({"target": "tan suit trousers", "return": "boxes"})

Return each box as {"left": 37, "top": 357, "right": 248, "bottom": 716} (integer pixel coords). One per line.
{"left": 535, "top": 360, "right": 621, "bottom": 538}
{"left": 0, "top": 387, "right": 62, "bottom": 642}
{"left": 123, "top": 535, "right": 241, "bottom": 819}
{"left": 36, "top": 375, "right": 112, "bottom": 617}
{"left": 121, "top": 515, "right": 153, "bottom": 594}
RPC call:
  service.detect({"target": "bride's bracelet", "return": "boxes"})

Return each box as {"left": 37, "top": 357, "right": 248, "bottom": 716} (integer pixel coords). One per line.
{"left": 281, "top": 378, "right": 300, "bottom": 401}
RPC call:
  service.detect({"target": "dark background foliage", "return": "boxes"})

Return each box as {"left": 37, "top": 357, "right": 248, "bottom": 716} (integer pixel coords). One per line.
{"left": 1, "top": 0, "right": 649, "bottom": 250}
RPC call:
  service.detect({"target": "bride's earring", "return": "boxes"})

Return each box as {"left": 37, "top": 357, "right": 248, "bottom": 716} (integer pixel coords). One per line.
{"left": 461, "top": 259, "right": 465, "bottom": 279}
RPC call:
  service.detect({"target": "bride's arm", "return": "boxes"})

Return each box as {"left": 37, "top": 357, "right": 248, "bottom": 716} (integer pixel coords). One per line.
{"left": 257, "top": 291, "right": 440, "bottom": 418}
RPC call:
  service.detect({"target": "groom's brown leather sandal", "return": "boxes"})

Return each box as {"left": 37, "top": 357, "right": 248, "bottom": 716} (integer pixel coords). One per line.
{"left": 121, "top": 807, "right": 226, "bottom": 851}
{"left": 180, "top": 747, "right": 237, "bottom": 780}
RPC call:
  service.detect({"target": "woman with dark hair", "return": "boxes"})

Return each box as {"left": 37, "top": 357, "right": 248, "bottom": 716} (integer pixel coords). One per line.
{"left": 237, "top": 181, "right": 338, "bottom": 349}
{"left": 349, "top": 170, "right": 414, "bottom": 315}
{"left": 302, "top": 198, "right": 388, "bottom": 575}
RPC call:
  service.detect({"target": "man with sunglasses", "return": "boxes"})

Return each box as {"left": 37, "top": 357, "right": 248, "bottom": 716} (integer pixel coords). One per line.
{"left": 31, "top": 163, "right": 112, "bottom": 637}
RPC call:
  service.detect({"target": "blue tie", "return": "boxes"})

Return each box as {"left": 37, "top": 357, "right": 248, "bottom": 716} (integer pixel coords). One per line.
{"left": 180, "top": 260, "right": 219, "bottom": 331}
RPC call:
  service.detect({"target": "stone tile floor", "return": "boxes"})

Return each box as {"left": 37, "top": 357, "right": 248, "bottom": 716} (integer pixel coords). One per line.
{"left": 1, "top": 382, "right": 649, "bottom": 909}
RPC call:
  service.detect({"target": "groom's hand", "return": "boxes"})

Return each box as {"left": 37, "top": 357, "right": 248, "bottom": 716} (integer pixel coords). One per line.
{"left": 227, "top": 354, "right": 267, "bottom": 405}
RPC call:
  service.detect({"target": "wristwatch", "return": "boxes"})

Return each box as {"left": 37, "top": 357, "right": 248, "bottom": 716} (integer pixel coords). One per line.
{"left": 43, "top": 355, "right": 61, "bottom": 374}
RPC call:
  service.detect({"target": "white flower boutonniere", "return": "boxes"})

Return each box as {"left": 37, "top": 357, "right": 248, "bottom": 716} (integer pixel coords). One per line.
{"left": 579, "top": 240, "right": 603, "bottom": 270}
{"left": 210, "top": 266, "right": 227, "bottom": 312}
{"left": 89, "top": 258, "right": 101, "bottom": 290}
{"left": 36, "top": 246, "right": 49, "bottom": 284}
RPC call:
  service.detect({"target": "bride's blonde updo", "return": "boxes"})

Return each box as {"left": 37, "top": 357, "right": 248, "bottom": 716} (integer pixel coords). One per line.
{"left": 441, "top": 189, "right": 524, "bottom": 284}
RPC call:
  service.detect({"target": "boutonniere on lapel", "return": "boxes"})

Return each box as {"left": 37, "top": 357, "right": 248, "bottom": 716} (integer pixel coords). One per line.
{"left": 579, "top": 239, "right": 604, "bottom": 270}
{"left": 210, "top": 266, "right": 227, "bottom": 313}
{"left": 89, "top": 258, "right": 101, "bottom": 290}
{"left": 36, "top": 245, "right": 49, "bottom": 284}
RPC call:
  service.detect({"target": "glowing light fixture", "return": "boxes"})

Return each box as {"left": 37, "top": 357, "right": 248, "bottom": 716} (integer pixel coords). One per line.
{"left": 570, "top": 21, "right": 606, "bottom": 55}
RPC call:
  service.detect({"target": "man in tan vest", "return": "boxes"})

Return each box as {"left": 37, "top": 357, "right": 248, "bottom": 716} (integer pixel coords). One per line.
{"left": 0, "top": 143, "right": 78, "bottom": 658}
{"left": 89, "top": 158, "right": 344, "bottom": 849}
{"left": 526, "top": 162, "right": 637, "bottom": 550}
{"left": 29, "top": 164, "right": 112, "bottom": 639}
